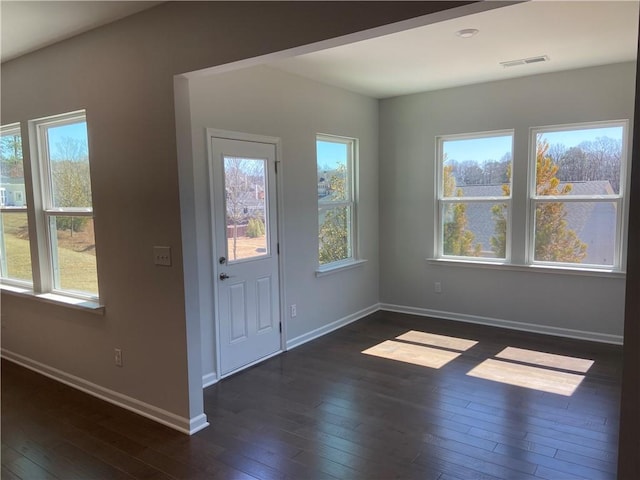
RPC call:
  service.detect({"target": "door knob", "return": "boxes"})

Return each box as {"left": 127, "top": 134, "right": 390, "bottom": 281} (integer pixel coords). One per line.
{"left": 219, "top": 272, "right": 230, "bottom": 280}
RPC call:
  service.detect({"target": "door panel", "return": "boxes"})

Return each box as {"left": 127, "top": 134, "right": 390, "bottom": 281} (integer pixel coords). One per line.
{"left": 210, "top": 136, "right": 281, "bottom": 376}
{"left": 228, "top": 282, "right": 248, "bottom": 343}
{"left": 256, "top": 276, "right": 273, "bottom": 333}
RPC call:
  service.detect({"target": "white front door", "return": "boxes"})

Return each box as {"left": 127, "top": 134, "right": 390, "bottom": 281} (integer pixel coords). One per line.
{"left": 210, "top": 135, "right": 281, "bottom": 377}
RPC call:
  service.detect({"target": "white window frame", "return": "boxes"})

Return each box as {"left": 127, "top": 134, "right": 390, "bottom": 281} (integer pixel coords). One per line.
{"left": 316, "top": 133, "right": 358, "bottom": 271}
{"left": 528, "top": 120, "right": 628, "bottom": 271}
{"left": 0, "top": 123, "right": 32, "bottom": 287}
{"left": 436, "top": 130, "right": 514, "bottom": 262}
{"left": 29, "top": 110, "right": 99, "bottom": 301}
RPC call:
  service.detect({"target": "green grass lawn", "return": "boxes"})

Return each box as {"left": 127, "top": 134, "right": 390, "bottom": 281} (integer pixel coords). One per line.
{"left": 3, "top": 234, "right": 98, "bottom": 295}
{"left": 2, "top": 211, "right": 29, "bottom": 236}
{"left": 3, "top": 234, "right": 32, "bottom": 283}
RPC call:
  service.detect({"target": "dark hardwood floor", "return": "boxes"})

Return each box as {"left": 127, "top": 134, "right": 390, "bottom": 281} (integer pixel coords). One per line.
{"left": 2, "top": 311, "right": 623, "bottom": 479}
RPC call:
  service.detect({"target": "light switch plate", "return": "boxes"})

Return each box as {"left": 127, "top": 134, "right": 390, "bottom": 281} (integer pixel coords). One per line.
{"left": 154, "top": 246, "right": 172, "bottom": 266}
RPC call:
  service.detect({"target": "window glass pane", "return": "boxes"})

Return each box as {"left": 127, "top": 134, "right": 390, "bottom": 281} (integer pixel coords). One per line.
{"left": 442, "top": 135, "right": 512, "bottom": 198}
{"left": 0, "top": 212, "right": 32, "bottom": 282}
{"left": 442, "top": 202, "right": 508, "bottom": 259}
{"left": 534, "top": 201, "right": 616, "bottom": 266}
{"left": 317, "top": 135, "right": 355, "bottom": 267}
{"left": 319, "top": 205, "right": 352, "bottom": 265}
{"left": 46, "top": 121, "right": 93, "bottom": 208}
{"left": 223, "top": 156, "right": 268, "bottom": 262}
{"left": 536, "top": 126, "right": 623, "bottom": 195}
{"left": 317, "top": 140, "right": 349, "bottom": 202}
{"left": 50, "top": 216, "right": 98, "bottom": 295}
{"left": 1, "top": 129, "right": 27, "bottom": 207}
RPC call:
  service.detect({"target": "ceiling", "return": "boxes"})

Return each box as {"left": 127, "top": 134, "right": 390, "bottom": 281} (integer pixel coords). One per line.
{"left": 0, "top": 1, "right": 163, "bottom": 63}
{"left": 271, "top": 0, "right": 640, "bottom": 98}
{"left": 1, "top": 1, "right": 638, "bottom": 98}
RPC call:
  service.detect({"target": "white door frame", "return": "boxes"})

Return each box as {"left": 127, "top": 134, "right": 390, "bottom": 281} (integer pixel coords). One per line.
{"left": 206, "top": 128, "right": 286, "bottom": 380}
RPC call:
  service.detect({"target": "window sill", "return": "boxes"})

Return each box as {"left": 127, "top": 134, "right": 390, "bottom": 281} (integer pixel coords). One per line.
{"left": 316, "top": 259, "right": 367, "bottom": 277}
{"left": 0, "top": 284, "right": 105, "bottom": 314}
{"left": 426, "top": 258, "right": 626, "bottom": 279}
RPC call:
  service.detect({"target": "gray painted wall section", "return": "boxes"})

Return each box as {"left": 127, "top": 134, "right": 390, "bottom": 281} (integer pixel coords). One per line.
{"left": 187, "top": 66, "right": 380, "bottom": 380}
{"left": 379, "top": 62, "right": 635, "bottom": 340}
{"left": 1, "top": 0, "right": 633, "bottom": 433}
{"left": 0, "top": 1, "right": 468, "bottom": 429}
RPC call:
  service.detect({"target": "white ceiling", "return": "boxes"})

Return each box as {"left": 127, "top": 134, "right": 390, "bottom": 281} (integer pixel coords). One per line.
{"left": 1, "top": 1, "right": 637, "bottom": 98}
{"left": 271, "top": 0, "right": 640, "bottom": 98}
{"left": 0, "top": 1, "right": 163, "bottom": 63}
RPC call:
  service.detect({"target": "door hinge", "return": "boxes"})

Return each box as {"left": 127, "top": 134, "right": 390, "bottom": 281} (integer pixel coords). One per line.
{"left": 277, "top": 243, "right": 280, "bottom": 255}
{"left": 279, "top": 322, "right": 282, "bottom": 333}
{"left": 275, "top": 161, "right": 279, "bottom": 174}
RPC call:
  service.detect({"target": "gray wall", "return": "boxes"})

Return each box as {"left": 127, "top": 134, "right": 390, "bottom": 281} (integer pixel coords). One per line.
{"left": 379, "top": 62, "right": 635, "bottom": 341}
{"left": 1, "top": 0, "right": 634, "bottom": 432}
{"left": 1, "top": 1, "right": 470, "bottom": 429}
{"left": 186, "top": 66, "right": 380, "bottom": 379}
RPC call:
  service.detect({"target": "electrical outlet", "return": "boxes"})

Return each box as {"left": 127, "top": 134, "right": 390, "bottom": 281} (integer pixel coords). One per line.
{"left": 153, "top": 246, "right": 172, "bottom": 266}
{"left": 114, "top": 348, "right": 123, "bottom": 367}
{"left": 290, "top": 304, "right": 297, "bottom": 318}
{"left": 434, "top": 282, "right": 442, "bottom": 294}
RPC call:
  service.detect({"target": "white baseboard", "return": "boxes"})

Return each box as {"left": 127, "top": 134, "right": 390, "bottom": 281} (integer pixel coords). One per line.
{"left": 379, "top": 304, "right": 623, "bottom": 345}
{"left": 1, "top": 349, "right": 209, "bottom": 435}
{"left": 189, "top": 414, "right": 210, "bottom": 434}
{"left": 202, "top": 372, "right": 218, "bottom": 388}
{"left": 286, "top": 303, "right": 380, "bottom": 350}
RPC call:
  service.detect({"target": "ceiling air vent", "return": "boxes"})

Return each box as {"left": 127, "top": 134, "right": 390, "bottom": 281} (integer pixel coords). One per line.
{"left": 500, "top": 55, "right": 550, "bottom": 68}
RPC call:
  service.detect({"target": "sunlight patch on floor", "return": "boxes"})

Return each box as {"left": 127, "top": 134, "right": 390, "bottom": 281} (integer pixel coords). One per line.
{"left": 467, "top": 359, "right": 586, "bottom": 396}
{"left": 396, "top": 330, "right": 478, "bottom": 351}
{"left": 496, "top": 347, "right": 594, "bottom": 373}
{"left": 361, "top": 331, "right": 593, "bottom": 395}
{"left": 362, "top": 340, "right": 461, "bottom": 369}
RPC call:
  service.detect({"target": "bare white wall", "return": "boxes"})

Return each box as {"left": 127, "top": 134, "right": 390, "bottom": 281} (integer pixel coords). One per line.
{"left": 186, "top": 66, "right": 379, "bottom": 380}
{"left": 379, "top": 62, "right": 636, "bottom": 342}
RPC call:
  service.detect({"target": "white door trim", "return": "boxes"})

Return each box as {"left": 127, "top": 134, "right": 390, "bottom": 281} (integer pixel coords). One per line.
{"left": 206, "top": 128, "right": 285, "bottom": 381}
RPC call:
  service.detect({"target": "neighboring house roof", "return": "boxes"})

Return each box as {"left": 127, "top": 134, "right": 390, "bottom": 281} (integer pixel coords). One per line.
{"left": 456, "top": 181, "right": 615, "bottom": 264}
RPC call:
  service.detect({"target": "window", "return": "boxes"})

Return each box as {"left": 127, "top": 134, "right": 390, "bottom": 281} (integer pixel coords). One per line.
{"left": 434, "top": 122, "right": 628, "bottom": 272}
{"left": 437, "top": 131, "right": 513, "bottom": 261}
{"left": 1, "top": 112, "right": 101, "bottom": 304}
{"left": 26, "top": 111, "right": 99, "bottom": 300}
{"left": 530, "top": 121, "right": 627, "bottom": 269}
{"left": 0, "top": 124, "right": 32, "bottom": 284}
{"left": 317, "top": 135, "right": 357, "bottom": 267}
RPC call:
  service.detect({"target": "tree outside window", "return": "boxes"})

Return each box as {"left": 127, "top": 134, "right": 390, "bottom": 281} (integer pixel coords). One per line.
{"left": 531, "top": 123, "right": 625, "bottom": 267}
{"left": 35, "top": 112, "right": 99, "bottom": 297}
{"left": 317, "top": 135, "right": 356, "bottom": 267}
{"left": 437, "top": 122, "right": 626, "bottom": 270}
{"left": 0, "top": 125, "right": 32, "bottom": 284}
{"left": 438, "top": 132, "right": 513, "bottom": 260}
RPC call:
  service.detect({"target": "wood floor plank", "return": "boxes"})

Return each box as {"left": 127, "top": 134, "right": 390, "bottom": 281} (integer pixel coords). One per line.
{"left": 1, "top": 464, "right": 24, "bottom": 480}
{"left": 467, "top": 427, "right": 558, "bottom": 458}
{"left": 2, "top": 311, "right": 622, "bottom": 479}
{"left": 2, "top": 430, "right": 90, "bottom": 480}
{"left": 1, "top": 444, "right": 61, "bottom": 480}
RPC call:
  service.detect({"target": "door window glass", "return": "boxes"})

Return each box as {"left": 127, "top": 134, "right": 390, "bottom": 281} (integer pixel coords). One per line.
{"left": 223, "top": 156, "right": 269, "bottom": 262}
